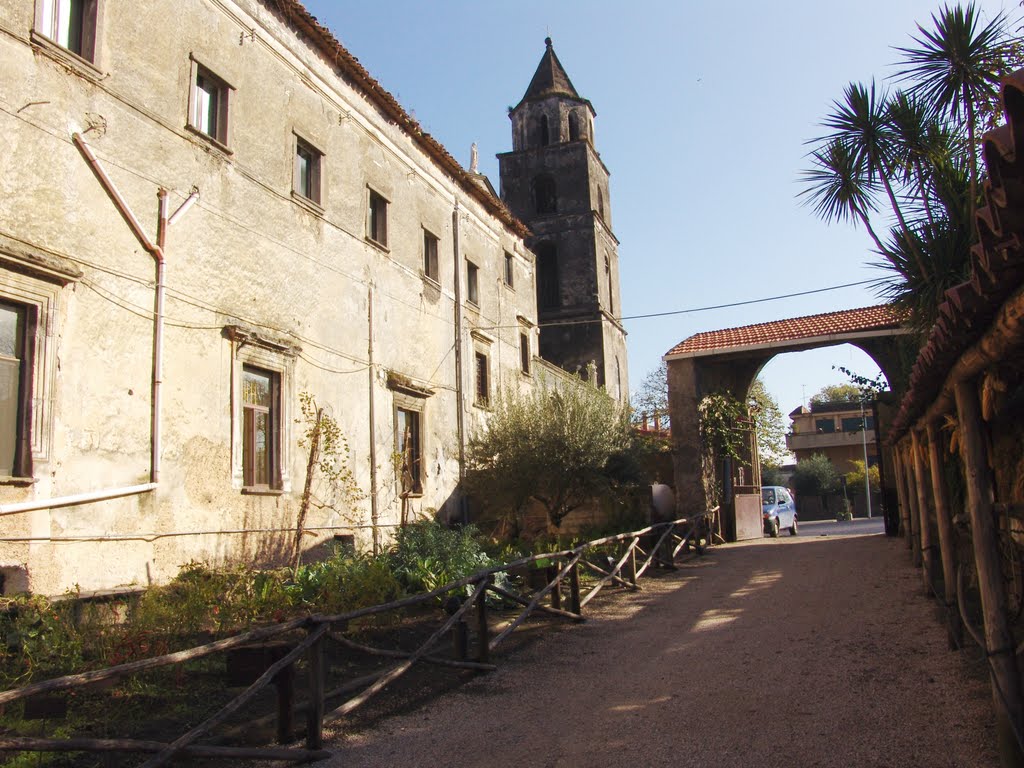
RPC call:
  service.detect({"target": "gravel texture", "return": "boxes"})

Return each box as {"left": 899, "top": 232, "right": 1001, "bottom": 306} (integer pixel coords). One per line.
{"left": 321, "top": 521, "right": 998, "bottom": 767}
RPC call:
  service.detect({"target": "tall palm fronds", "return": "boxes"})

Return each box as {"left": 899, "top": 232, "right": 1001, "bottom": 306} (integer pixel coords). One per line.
{"left": 894, "top": 2, "right": 1015, "bottom": 218}
{"left": 801, "top": 2, "right": 1021, "bottom": 331}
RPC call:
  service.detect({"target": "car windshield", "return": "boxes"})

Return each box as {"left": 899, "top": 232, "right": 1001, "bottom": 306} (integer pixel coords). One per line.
{"left": 761, "top": 488, "right": 776, "bottom": 505}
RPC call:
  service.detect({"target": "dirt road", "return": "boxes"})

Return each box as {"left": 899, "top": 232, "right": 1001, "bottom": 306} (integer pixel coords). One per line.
{"left": 323, "top": 524, "right": 997, "bottom": 767}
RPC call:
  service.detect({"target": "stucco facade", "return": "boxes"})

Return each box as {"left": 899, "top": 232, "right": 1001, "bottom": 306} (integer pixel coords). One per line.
{"left": 787, "top": 403, "right": 879, "bottom": 475}
{"left": 0, "top": 0, "right": 540, "bottom": 595}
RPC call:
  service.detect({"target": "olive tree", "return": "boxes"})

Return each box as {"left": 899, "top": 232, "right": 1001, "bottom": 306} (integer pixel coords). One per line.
{"left": 465, "top": 379, "right": 642, "bottom": 531}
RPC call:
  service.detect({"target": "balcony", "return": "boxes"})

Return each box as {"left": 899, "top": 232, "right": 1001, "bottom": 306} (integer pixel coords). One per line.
{"left": 786, "top": 430, "right": 874, "bottom": 452}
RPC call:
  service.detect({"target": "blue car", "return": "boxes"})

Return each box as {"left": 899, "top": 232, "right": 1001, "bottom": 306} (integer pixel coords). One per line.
{"left": 762, "top": 485, "right": 797, "bottom": 537}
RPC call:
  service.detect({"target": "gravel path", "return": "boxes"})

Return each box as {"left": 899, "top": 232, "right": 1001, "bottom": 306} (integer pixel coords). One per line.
{"left": 322, "top": 523, "right": 998, "bottom": 767}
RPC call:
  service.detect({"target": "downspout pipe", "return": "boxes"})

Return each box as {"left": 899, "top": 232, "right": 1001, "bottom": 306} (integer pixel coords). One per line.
{"left": 452, "top": 202, "right": 467, "bottom": 524}
{"left": 1, "top": 138, "right": 199, "bottom": 517}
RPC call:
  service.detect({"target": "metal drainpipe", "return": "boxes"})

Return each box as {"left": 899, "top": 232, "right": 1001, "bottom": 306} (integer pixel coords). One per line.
{"left": 0, "top": 136, "right": 191, "bottom": 516}
{"left": 452, "top": 202, "right": 467, "bottom": 524}
{"left": 367, "top": 285, "right": 380, "bottom": 554}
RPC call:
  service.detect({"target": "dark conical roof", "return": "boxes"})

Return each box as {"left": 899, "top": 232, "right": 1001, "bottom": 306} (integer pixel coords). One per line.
{"left": 517, "top": 38, "right": 581, "bottom": 107}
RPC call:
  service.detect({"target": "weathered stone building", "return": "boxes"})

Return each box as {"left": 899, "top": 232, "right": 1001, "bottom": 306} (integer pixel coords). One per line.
{"left": 0, "top": 0, "right": 543, "bottom": 595}
{"left": 498, "top": 39, "right": 628, "bottom": 399}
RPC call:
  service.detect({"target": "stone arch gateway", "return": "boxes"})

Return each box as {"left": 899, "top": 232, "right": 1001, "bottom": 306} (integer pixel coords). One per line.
{"left": 664, "top": 305, "right": 916, "bottom": 533}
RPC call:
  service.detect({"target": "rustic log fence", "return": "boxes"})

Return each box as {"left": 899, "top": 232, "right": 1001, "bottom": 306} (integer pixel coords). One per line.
{"left": 0, "top": 512, "right": 711, "bottom": 765}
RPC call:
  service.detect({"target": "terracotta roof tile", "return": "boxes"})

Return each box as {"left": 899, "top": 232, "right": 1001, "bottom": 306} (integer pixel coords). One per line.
{"left": 664, "top": 305, "right": 906, "bottom": 358}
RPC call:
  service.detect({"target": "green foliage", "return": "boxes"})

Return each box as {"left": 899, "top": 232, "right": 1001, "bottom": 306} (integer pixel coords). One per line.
{"left": 295, "top": 392, "right": 364, "bottom": 572}
{"left": 791, "top": 453, "right": 840, "bottom": 498}
{"left": 801, "top": 2, "right": 1023, "bottom": 329}
{"left": 285, "top": 551, "right": 401, "bottom": 615}
{"left": 834, "top": 366, "right": 889, "bottom": 401}
{"left": 836, "top": 497, "right": 854, "bottom": 521}
{"left": 698, "top": 392, "right": 747, "bottom": 461}
{"left": 845, "top": 459, "right": 881, "bottom": 495}
{"left": 465, "top": 379, "right": 643, "bottom": 530}
{"left": 0, "top": 595, "right": 84, "bottom": 685}
{"left": 809, "top": 383, "right": 863, "bottom": 405}
{"left": 631, "top": 361, "right": 670, "bottom": 429}
{"left": 389, "top": 520, "right": 496, "bottom": 595}
{"left": 748, "top": 379, "right": 786, "bottom": 466}
{"left": 761, "top": 465, "right": 787, "bottom": 487}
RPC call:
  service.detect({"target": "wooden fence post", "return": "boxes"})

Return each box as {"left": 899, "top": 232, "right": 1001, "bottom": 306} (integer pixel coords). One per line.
{"left": 892, "top": 448, "right": 912, "bottom": 549}
{"left": 912, "top": 430, "right": 936, "bottom": 597}
{"left": 569, "top": 561, "right": 581, "bottom": 615}
{"left": 452, "top": 617, "right": 469, "bottom": 661}
{"left": 274, "top": 663, "right": 295, "bottom": 745}
{"left": 901, "top": 442, "right": 923, "bottom": 567}
{"left": 305, "top": 630, "right": 325, "bottom": 751}
{"left": 476, "top": 578, "right": 490, "bottom": 665}
{"left": 627, "top": 542, "right": 637, "bottom": 586}
{"left": 925, "top": 420, "right": 962, "bottom": 649}
{"left": 547, "top": 565, "right": 562, "bottom": 611}
{"left": 955, "top": 378, "right": 1024, "bottom": 767}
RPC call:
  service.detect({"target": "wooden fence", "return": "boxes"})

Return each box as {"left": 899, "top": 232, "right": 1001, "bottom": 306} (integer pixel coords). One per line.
{"left": 0, "top": 512, "right": 712, "bottom": 765}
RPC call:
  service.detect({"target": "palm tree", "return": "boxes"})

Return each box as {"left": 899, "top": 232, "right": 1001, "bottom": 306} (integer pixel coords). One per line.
{"left": 894, "top": 2, "right": 1015, "bottom": 220}
{"left": 820, "top": 81, "right": 928, "bottom": 279}
{"left": 799, "top": 138, "right": 899, "bottom": 271}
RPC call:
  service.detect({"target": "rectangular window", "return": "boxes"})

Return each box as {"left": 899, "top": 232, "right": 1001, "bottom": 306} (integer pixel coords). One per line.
{"left": 504, "top": 252, "right": 514, "bottom": 288}
{"left": 466, "top": 260, "right": 479, "bottom": 305}
{"left": 190, "top": 64, "right": 230, "bottom": 146}
{"left": 396, "top": 408, "right": 422, "bottom": 495}
{"left": 474, "top": 351, "right": 489, "bottom": 406}
{"left": 37, "top": 0, "right": 97, "bottom": 61}
{"left": 367, "top": 189, "right": 389, "bottom": 248}
{"left": 293, "top": 137, "right": 322, "bottom": 205}
{"left": 423, "top": 230, "right": 439, "bottom": 282}
{"left": 242, "top": 365, "right": 279, "bottom": 488}
{"left": 840, "top": 416, "right": 874, "bottom": 432}
{"left": 815, "top": 418, "right": 835, "bottom": 434}
{"left": 519, "top": 331, "right": 530, "bottom": 375}
{"left": 0, "top": 302, "right": 35, "bottom": 478}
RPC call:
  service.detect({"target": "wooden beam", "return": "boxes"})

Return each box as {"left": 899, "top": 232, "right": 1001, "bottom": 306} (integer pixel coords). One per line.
{"left": 954, "top": 378, "right": 1024, "bottom": 767}
{"left": 926, "top": 420, "right": 963, "bottom": 649}
{"left": 902, "top": 442, "right": 923, "bottom": 567}
{"left": 912, "top": 430, "right": 936, "bottom": 596}
{"left": 892, "top": 445, "right": 911, "bottom": 549}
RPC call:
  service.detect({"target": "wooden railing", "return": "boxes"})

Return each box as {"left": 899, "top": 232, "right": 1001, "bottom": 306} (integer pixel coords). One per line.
{"left": 0, "top": 512, "right": 713, "bottom": 764}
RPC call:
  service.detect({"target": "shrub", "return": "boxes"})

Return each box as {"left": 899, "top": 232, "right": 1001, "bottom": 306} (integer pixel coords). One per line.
{"left": 0, "top": 595, "right": 84, "bottom": 686}
{"left": 285, "top": 551, "right": 402, "bottom": 615}
{"left": 389, "top": 520, "right": 496, "bottom": 595}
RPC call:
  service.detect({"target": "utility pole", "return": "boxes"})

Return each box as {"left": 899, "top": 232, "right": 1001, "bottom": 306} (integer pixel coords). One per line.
{"left": 861, "top": 400, "right": 872, "bottom": 518}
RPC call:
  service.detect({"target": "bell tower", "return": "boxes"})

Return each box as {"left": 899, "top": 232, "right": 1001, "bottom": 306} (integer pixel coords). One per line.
{"left": 498, "top": 38, "right": 628, "bottom": 399}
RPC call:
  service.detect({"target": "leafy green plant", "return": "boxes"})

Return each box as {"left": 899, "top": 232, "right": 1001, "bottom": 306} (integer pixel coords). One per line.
{"left": 389, "top": 520, "right": 496, "bottom": 596}
{"left": 465, "top": 378, "right": 643, "bottom": 530}
{"left": 285, "top": 551, "right": 402, "bottom": 615}
{"left": 295, "top": 392, "right": 364, "bottom": 574}
{"left": 0, "top": 595, "right": 84, "bottom": 686}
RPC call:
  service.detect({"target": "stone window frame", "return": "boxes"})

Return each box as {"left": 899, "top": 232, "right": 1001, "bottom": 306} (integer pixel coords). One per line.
{"left": 227, "top": 326, "right": 297, "bottom": 493}
{"left": 465, "top": 259, "right": 480, "bottom": 306}
{"left": 387, "top": 373, "right": 433, "bottom": 499}
{"left": 517, "top": 315, "right": 533, "bottom": 378}
{"left": 187, "top": 55, "right": 234, "bottom": 153}
{"left": 366, "top": 187, "right": 389, "bottom": 250}
{"left": 292, "top": 131, "right": 325, "bottom": 211}
{"left": 422, "top": 228, "right": 440, "bottom": 284}
{"left": 0, "top": 246, "right": 77, "bottom": 480}
{"left": 31, "top": 0, "right": 103, "bottom": 75}
{"left": 471, "top": 331, "right": 493, "bottom": 409}
{"left": 503, "top": 251, "right": 515, "bottom": 290}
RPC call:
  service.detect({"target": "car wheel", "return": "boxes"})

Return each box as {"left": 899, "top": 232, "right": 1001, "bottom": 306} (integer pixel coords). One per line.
{"left": 789, "top": 518, "right": 798, "bottom": 536}
{"left": 770, "top": 518, "right": 780, "bottom": 538}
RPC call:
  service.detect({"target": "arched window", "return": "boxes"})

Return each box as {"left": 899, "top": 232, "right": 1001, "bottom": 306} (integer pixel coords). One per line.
{"left": 538, "top": 114, "right": 550, "bottom": 147}
{"left": 605, "top": 254, "right": 614, "bottom": 315}
{"left": 597, "top": 187, "right": 605, "bottom": 219}
{"left": 533, "top": 175, "right": 557, "bottom": 214}
{"left": 568, "top": 111, "right": 580, "bottom": 142}
{"left": 536, "top": 242, "right": 560, "bottom": 309}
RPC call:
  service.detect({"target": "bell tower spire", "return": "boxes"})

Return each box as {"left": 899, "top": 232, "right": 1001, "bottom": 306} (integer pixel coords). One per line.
{"left": 498, "top": 39, "right": 628, "bottom": 399}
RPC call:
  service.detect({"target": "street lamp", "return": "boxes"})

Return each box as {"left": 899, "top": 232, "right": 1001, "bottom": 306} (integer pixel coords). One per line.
{"left": 861, "top": 400, "right": 872, "bottom": 518}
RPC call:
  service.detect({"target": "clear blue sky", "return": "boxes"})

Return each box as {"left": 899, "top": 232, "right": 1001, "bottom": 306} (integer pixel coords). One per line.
{"left": 304, "top": 0, "right": 1017, "bottom": 415}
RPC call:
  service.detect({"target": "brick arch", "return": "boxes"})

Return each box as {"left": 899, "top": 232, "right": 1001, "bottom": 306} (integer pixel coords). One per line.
{"left": 664, "top": 305, "right": 916, "bottom": 527}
